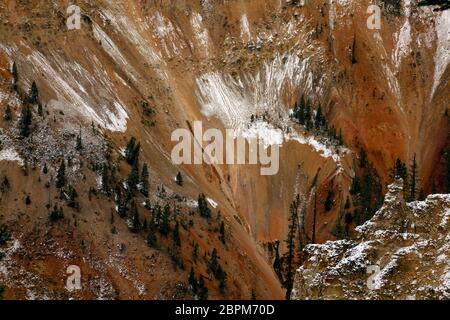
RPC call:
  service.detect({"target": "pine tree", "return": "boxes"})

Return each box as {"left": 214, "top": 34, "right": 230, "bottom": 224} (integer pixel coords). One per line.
{"left": 219, "top": 221, "right": 225, "bottom": 244}
{"left": 0, "top": 224, "right": 11, "bottom": 245}
{"left": 218, "top": 270, "right": 227, "bottom": 294}
{"left": 338, "top": 129, "right": 344, "bottom": 145}
{"left": 359, "top": 149, "right": 367, "bottom": 168}
{"left": 175, "top": 171, "right": 183, "bottom": 186}
{"left": 197, "top": 277, "right": 208, "bottom": 300}
{"left": 361, "top": 168, "right": 374, "bottom": 220}
{"left": 124, "top": 137, "right": 140, "bottom": 165}
{"left": 293, "top": 96, "right": 306, "bottom": 125}
{"left": 283, "top": 195, "right": 300, "bottom": 300}
{"left": 1, "top": 176, "right": 10, "bottom": 193}
{"left": 145, "top": 210, "right": 157, "bottom": 247}
{"left": 445, "top": 148, "right": 450, "bottom": 193}
{"left": 146, "top": 230, "right": 157, "bottom": 247}
{"left": 408, "top": 154, "right": 419, "bottom": 202}
{"left": 304, "top": 101, "right": 312, "bottom": 131}
{"left": 192, "top": 242, "right": 199, "bottom": 261}
{"left": 188, "top": 268, "right": 198, "bottom": 294}
{"left": 101, "top": 163, "right": 109, "bottom": 194}
{"left": 116, "top": 188, "right": 128, "bottom": 218}
{"left": 66, "top": 185, "right": 78, "bottom": 208}
{"left": 127, "top": 201, "right": 141, "bottom": 233}
{"left": 127, "top": 161, "right": 139, "bottom": 192}
{"left": 140, "top": 163, "right": 149, "bottom": 197}
{"left": 11, "top": 62, "right": 18, "bottom": 92}
{"left": 18, "top": 105, "right": 32, "bottom": 137}
{"left": 11, "top": 62, "right": 18, "bottom": 83}
{"left": 37, "top": 103, "right": 43, "bottom": 116}
{"left": 314, "top": 105, "right": 324, "bottom": 130}
{"left": 344, "top": 197, "right": 351, "bottom": 209}
{"left": 156, "top": 204, "right": 170, "bottom": 235}
{"left": 351, "top": 36, "right": 357, "bottom": 64}
{"left": 75, "top": 134, "right": 82, "bottom": 151}
{"left": 207, "top": 248, "right": 227, "bottom": 292}
{"left": 324, "top": 185, "right": 334, "bottom": 212}
{"left": 418, "top": 189, "right": 426, "bottom": 201}
{"left": 3, "top": 105, "right": 12, "bottom": 121}
{"left": 27, "top": 81, "right": 39, "bottom": 104}
{"left": 312, "top": 193, "right": 317, "bottom": 243}
{"left": 392, "top": 158, "right": 407, "bottom": 179}
{"left": 49, "top": 205, "right": 64, "bottom": 222}
{"left": 299, "top": 96, "right": 306, "bottom": 125}
{"left": 273, "top": 240, "right": 283, "bottom": 281}
{"left": 332, "top": 217, "right": 347, "bottom": 240}
{"left": 208, "top": 249, "right": 219, "bottom": 275}
{"left": 173, "top": 220, "right": 181, "bottom": 246}
{"left": 391, "top": 158, "right": 409, "bottom": 199}
{"left": 124, "top": 137, "right": 135, "bottom": 161}
{"left": 142, "top": 218, "right": 148, "bottom": 231}
{"left": 55, "top": 159, "right": 66, "bottom": 188}
{"left": 198, "top": 193, "right": 211, "bottom": 218}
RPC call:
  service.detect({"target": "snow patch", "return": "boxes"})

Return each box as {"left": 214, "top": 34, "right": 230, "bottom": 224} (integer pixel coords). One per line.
{"left": 152, "top": 11, "right": 174, "bottom": 38}
{"left": 92, "top": 23, "right": 137, "bottom": 83}
{"left": 207, "top": 197, "right": 218, "bottom": 208}
{"left": 26, "top": 50, "right": 128, "bottom": 132}
{"left": 185, "top": 199, "right": 198, "bottom": 208}
{"left": 441, "top": 208, "right": 450, "bottom": 229}
{"left": 431, "top": 10, "right": 450, "bottom": 97}
{"left": 0, "top": 148, "right": 24, "bottom": 165}
{"left": 289, "top": 131, "right": 341, "bottom": 162}
{"left": 240, "top": 14, "right": 252, "bottom": 41}
{"left": 191, "top": 12, "right": 210, "bottom": 55}
{"left": 393, "top": 19, "right": 412, "bottom": 69}
{"left": 196, "top": 53, "right": 313, "bottom": 131}
{"left": 241, "top": 121, "right": 284, "bottom": 148}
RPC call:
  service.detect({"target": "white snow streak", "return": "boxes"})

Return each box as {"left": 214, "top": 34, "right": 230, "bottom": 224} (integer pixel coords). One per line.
{"left": 0, "top": 148, "right": 24, "bottom": 165}
{"left": 191, "top": 12, "right": 210, "bottom": 55}
{"left": 240, "top": 14, "right": 252, "bottom": 41}
{"left": 393, "top": 19, "right": 412, "bottom": 69}
{"left": 196, "top": 53, "right": 311, "bottom": 130}
{"left": 27, "top": 50, "right": 128, "bottom": 132}
{"left": 431, "top": 10, "right": 450, "bottom": 97}
{"left": 207, "top": 197, "right": 218, "bottom": 208}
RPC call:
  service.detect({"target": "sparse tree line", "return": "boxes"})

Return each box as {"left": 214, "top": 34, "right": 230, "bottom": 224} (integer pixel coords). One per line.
{"left": 4, "top": 62, "right": 45, "bottom": 139}
{"left": 291, "top": 94, "right": 344, "bottom": 147}
{"left": 390, "top": 154, "right": 424, "bottom": 201}
{"left": 349, "top": 148, "right": 384, "bottom": 222}
{"left": 101, "top": 136, "right": 229, "bottom": 299}
{"left": 0, "top": 223, "right": 11, "bottom": 246}
{"left": 271, "top": 195, "right": 300, "bottom": 300}
{"left": 2, "top": 64, "right": 229, "bottom": 298}
{"left": 2, "top": 133, "right": 229, "bottom": 299}
{"left": 0, "top": 220, "right": 11, "bottom": 299}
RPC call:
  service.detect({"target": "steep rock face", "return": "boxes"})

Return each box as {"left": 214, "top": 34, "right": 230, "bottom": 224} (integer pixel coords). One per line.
{"left": 292, "top": 179, "right": 450, "bottom": 300}
{"left": 0, "top": 0, "right": 448, "bottom": 241}
{"left": 0, "top": 0, "right": 448, "bottom": 299}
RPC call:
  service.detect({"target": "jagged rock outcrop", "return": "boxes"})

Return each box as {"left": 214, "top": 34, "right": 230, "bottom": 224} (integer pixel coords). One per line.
{"left": 292, "top": 178, "right": 450, "bottom": 300}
